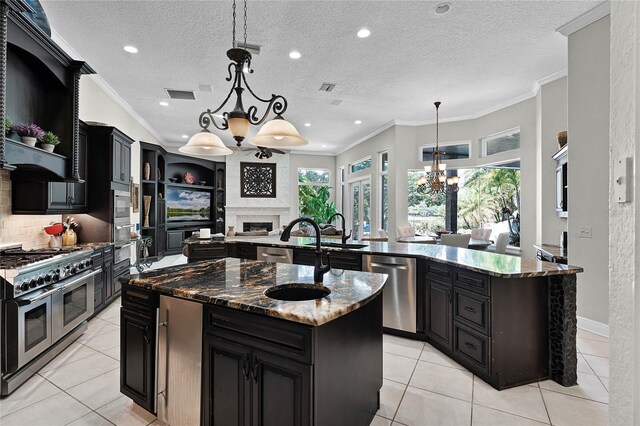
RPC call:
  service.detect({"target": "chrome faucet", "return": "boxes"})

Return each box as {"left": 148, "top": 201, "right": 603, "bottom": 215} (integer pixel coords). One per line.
{"left": 281, "top": 218, "right": 331, "bottom": 282}
{"left": 328, "top": 212, "right": 351, "bottom": 245}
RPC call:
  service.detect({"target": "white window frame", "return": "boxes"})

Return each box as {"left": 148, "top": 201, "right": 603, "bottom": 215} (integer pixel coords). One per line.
{"left": 418, "top": 140, "right": 473, "bottom": 163}
{"left": 348, "top": 175, "right": 372, "bottom": 240}
{"left": 349, "top": 156, "right": 372, "bottom": 174}
{"left": 339, "top": 166, "right": 345, "bottom": 212}
{"left": 481, "top": 127, "right": 521, "bottom": 157}
{"left": 378, "top": 151, "right": 389, "bottom": 232}
{"left": 297, "top": 168, "right": 331, "bottom": 216}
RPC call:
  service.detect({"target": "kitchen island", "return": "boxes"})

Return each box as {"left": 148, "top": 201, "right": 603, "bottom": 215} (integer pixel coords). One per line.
{"left": 184, "top": 236, "right": 583, "bottom": 390}
{"left": 121, "top": 258, "right": 387, "bottom": 426}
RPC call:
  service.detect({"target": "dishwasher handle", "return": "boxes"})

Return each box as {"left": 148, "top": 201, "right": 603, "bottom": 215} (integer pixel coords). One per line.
{"left": 369, "top": 262, "right": 408, "bottom": 271}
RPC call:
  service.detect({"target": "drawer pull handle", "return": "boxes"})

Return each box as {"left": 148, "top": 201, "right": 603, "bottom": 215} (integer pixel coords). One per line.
{"left": 464, "top": 306, "right": 477, "bottom": 314}
{"left": 464, "top": 342, "right": 477, "bottom": 351}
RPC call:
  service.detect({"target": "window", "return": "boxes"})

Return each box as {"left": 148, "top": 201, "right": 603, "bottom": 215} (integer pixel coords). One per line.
{"left": 407, "top": 170, "right": 446, "bottom": 233}
{"left": 350, "top": 157, "right": 372, "bottom": 173}
{"left": 420, "top": 141, "right": 471, "bottom": 162}
{"left": 340, "top": 167, "right": 345, "bottom": 212}
{"left": 297, "top": 168, "right": 333, "bottom": 222}
{"left": 379, "top": 152, "right": 389, "bottom": 231}
{"left": 482, "top": 128, "right": 520, "bottom": 156}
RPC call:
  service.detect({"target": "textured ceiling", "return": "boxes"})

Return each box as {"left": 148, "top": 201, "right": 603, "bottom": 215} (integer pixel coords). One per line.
{"left": 40, "top": 0, "right": 599, "bottom": 154}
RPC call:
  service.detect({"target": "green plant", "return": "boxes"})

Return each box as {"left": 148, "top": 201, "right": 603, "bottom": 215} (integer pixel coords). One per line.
{"left": 5, "top": 117, "right": 11, "bottom": 136}
{"left": 41, "top": 131, "right": 61, "bottom": 145}
{"left": 298, "top": 185, "right": 337, "bottom": 224}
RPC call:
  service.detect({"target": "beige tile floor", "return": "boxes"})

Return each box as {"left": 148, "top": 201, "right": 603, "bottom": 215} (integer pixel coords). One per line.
{"left": 0, "top": 299, "right": 610, "bottom": 426}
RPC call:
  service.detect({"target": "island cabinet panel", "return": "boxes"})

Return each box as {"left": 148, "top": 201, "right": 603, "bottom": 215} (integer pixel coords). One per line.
{"left": 421, "top": 260, "right": 550, "bottom": 389}
{"left": 188, "top": 243, "right": 228, "bottom": 263}
{"left": 228, "top": 243, "right": 258, "bottom": 260}
{"left": 292, "top": 248, "right": 362, "bottom": 271}
{"left": 120, "top": 285, "right": 159, "bottom": 414}
{"left": 202, "top": 294, "right": 383, "bottom": 426}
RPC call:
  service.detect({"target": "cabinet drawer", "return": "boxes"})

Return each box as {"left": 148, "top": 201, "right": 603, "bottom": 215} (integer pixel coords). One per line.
{"left": 91, "top": 250, "right": 104, "bottom": 268}
{"left": 293, "top": 249, "right": 320, "bottom": 266}
{"left": 329, "top": 252, "right": 362, "bottom": 271}
{"left": 454, "top": 323, "right": 490, "bottom": 371}
{"left": 454, "top": 269, "right": 489, "bottom": 296}
{"left": 426, "top": 262, "right": 453, "bottom": 284}
{"left": 122, "top": 285, "right": 158, "bottom": 315}
{"left": 188, "top": 244, "right": 227, "bottom": 261}
{"left": 104, "top": 245, "right": 114, "bottom": 261}
{"left": 204, "top": 305, "right": 312, "bottom": 364}
{"left": 454, "top": 288, "right": 490, "bottom": 335}
{"left": 236, "top": 243, "right": 257, "bottom": 260}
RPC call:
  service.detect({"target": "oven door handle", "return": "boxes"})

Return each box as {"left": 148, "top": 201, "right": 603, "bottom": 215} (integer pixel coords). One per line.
{"left": 23, "top": 269, "right": 101, "bottom": 305}
{"left": 115, "top": 242, "right": 135, "bottom": 250}
{"left": 115, "top": 224, "right": 135, "bottom": 230}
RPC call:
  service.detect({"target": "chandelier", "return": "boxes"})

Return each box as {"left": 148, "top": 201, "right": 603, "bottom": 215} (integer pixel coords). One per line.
{"left": 417, "top": 101, "right": 459, "bottom": 193}
{"left": 180, "top": 0, "right": 308, "bottom": 156}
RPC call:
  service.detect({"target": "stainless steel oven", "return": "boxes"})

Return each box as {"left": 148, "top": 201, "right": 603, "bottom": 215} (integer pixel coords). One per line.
{"left": 114, "top": 190, "right": 131, "bottom": 221}
{"left": 3, "top": 269, "right": 99, "bottom": 373}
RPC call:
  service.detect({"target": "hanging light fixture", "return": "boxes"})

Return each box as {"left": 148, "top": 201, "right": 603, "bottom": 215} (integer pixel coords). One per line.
{"left": 418, "top": 101, "right": 459, "bottom": 194}
{"left": 183, "top": 0, "right": 308, "bottom": 154}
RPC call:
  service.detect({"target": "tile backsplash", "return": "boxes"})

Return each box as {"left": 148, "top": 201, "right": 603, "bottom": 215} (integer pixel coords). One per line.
{"left": 0, "top": 170, "right": 61, "bottom": 249}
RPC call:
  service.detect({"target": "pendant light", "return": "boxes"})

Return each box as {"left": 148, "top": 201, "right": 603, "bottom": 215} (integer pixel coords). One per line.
{"left": 418, "top": 102, "right": 459, "bottom": 194}
{"left": 179, "top": 130, "right": 233, "bottom": 156}
{"left": 184, "top": 0, "right": 308, "bottom": 152}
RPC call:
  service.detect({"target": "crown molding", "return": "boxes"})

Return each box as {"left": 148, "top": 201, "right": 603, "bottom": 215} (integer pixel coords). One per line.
{"left": 334, "top": 120, "right": 396, "bottom": 156}
{"left": 532, "top": 68, "right": 568, "bottom": 95}
{"left": 51, "top": 30, "right": 165, "bottom": 145}
{"left": 556, "top": 1, "right": 610, "bottom": 37}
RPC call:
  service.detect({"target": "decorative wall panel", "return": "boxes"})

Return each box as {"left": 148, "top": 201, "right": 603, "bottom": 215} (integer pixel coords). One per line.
{"left": 240, "top": 162, "right": 276, "bottom": 198}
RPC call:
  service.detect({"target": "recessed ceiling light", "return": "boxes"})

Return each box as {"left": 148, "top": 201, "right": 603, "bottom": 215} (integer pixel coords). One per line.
{"left": 322, "top": 144, "right": 328, "bottom": 148}
{"left": 435, "top": 3, "right": 451, "bottom": 15}
{"left": 289, "top": 51, "right": 302, "bottom": 59}
{"left": 182, "top": 134, "right": 189, "bottom": 139}
{"left": 357, "top": 28, "right": 371, "bottom": 38}
{"left": 304, "top": 123, "right": 311, "bottom": 127}
{"left": 159, "top": 101, "right": 169, "bottom": 107}
{"left": 354, "top": 120, "right": 362, "bottom": 125}
{"left": 123, "top": 45, "right": 138, "bottom": 53}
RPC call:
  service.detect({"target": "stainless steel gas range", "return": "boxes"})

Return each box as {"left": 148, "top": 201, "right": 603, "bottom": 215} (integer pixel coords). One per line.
{"left": 0, "top": 244, "right": 99, "bottom": 396}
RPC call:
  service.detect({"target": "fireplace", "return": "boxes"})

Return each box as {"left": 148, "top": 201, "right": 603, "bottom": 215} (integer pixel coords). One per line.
{"left": 243, "top": 222, "right": 273, "bottom": 232}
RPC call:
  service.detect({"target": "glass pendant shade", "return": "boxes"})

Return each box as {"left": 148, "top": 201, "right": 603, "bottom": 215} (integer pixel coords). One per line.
{"left": 179, "top": 131, "right": 233, "bottom": 156}
{"left": 227, "top": 117, "right": 250, "bottom": 139}
{"left": 248, "top": 117, "right": 309, "bottom": 148}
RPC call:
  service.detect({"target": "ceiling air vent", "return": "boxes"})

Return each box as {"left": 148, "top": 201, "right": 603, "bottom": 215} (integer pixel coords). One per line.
{"left": 165, "top": 89, "right": 196, "bottom": 100}
{"left": 330, "top": 99, "right": 343, "bottom": 106}
{"left": 233, "top": 41, "right": 262, "bottom": 55}
{"left": 319, "top": 82, "right": 336, "bottom": 92}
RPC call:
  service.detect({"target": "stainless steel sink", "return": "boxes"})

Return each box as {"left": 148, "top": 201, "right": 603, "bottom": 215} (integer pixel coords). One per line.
{"left": 264, "top": 284, "right": 331, "bottom": 301}
{"left": 304, "top": 242, "right": 368, "bottom": 249}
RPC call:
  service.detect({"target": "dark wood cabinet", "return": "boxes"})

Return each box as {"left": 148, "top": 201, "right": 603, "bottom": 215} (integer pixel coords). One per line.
{"left": 167, "top": 231, "right": 184, "bottom": 251}
{"left": 426, "top": 280, "right": 453, "bottom": 350}
{"left": 112, "top": 133, "right": 132, "bottom": 186}
{"left": 89, "top": 245, "right": 116, "bottom": 318}
{"left": 188, "top": 243, "right": 227, "bottom": 263}
{"left": 12, "top": 122, "right": 89, "bottom": 214}
{"left": 87, "top": 125, "right": 134, "bottom": 191}
{"left": 120, "top": 285, "right": 159, "bottom": 414}
{"left": 121, "top": 308, "right": 156, "bottom": 413}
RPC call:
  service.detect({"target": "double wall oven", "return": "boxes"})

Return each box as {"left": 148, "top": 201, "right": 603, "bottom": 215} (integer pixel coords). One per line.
{"left": 1, "top": 246, "right": 97, "bottom": 395}
{"left": 113, "top": 189, "right": 134, "bottom": 265}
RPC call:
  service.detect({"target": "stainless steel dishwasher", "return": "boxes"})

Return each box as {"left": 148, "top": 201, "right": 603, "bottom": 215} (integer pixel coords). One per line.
{"left": 157, "top": 296, "right": 202, "bottom": 426}
{"left": 256, "top": 246, "right": 294, "bottom": 263}
{"left": 363, "top": 255, "right": 417, "bottom": 333}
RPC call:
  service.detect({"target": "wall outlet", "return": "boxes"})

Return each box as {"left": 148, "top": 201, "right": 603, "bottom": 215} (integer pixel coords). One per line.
{"left": 579, "top": 226, "right": 592, "bottom": 238}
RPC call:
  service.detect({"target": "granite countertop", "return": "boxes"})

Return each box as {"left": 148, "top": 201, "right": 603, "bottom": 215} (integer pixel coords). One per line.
{"left": 71, "top": 242, "right": 113, "bottom": 250}
{"left": 534, "top": 244, "right": 568, "bottom": 259}
{"left": 128, "top": 258, "right": 387, "bottom": 326}
{"left": 186, "top": 236, "right": 583, "bottom": 278}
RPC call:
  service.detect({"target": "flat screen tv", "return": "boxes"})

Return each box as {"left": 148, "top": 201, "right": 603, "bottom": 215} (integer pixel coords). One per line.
{"left": 166, "top": 187, "right": 211, "bottom": 221}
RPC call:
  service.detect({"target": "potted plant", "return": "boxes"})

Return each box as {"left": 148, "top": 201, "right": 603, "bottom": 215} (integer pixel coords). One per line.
{"left": 4, "top": 116, "right": 11, "bottom": 137}
{"left": 11, "top": 123, "right": 44, "bottom": 147}
{"left": 40, "top": 131, "right": 60, "bottom": 153}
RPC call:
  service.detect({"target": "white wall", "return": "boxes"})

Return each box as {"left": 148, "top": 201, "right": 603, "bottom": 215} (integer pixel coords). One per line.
{"left": 567, "top": 16, "right": 610, "bottom": 326}
{"left": 536, "top": 77, "right": 568, "bottom": 245}
{"left": 608, "top": 1, "right": 639, "bottom": 423}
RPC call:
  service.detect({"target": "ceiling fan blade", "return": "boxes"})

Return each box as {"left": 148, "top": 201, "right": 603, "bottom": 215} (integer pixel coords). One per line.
{"left": 271, "top": 149, "right": 286, "bottom": 154}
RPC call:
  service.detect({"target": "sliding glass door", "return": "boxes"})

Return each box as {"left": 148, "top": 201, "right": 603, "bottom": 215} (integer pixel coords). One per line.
{"left": 349, "top": 178, "right": 371, "bottom": 240}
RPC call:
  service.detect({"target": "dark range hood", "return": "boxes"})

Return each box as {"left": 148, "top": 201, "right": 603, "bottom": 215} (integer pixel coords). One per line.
{"left": 0, "top": 0, "right": 95, "bottom": 182}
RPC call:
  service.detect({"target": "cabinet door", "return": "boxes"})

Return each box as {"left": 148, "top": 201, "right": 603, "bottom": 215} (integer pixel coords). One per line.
{"left": 120, "top": 308, "right": 156, "bottom": 413}
{"left": 203, "top": 335, "right": 251, "bottom": 426}
{"left": 157, "top": 226, "right": 167, "bottom": 257}
{"left": 48, "top": 182, "right": 70, "bottom": 210}
{"left": 251, "top": 350, "right": 311, "bottom": 426}
{"left": 104, "top": 261, "right": 113, "bottom": 301}
{"left": 426, "top": 281, "right": 453, "bottom": 351}
{"left": 121, "top": 141, "right": 132, "bottom": 185}
{"left": 167, "top": 231, "right": 184, "bottom": 251}
{"left": 113, "top": 137, "right": 122, "bottom": 183}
